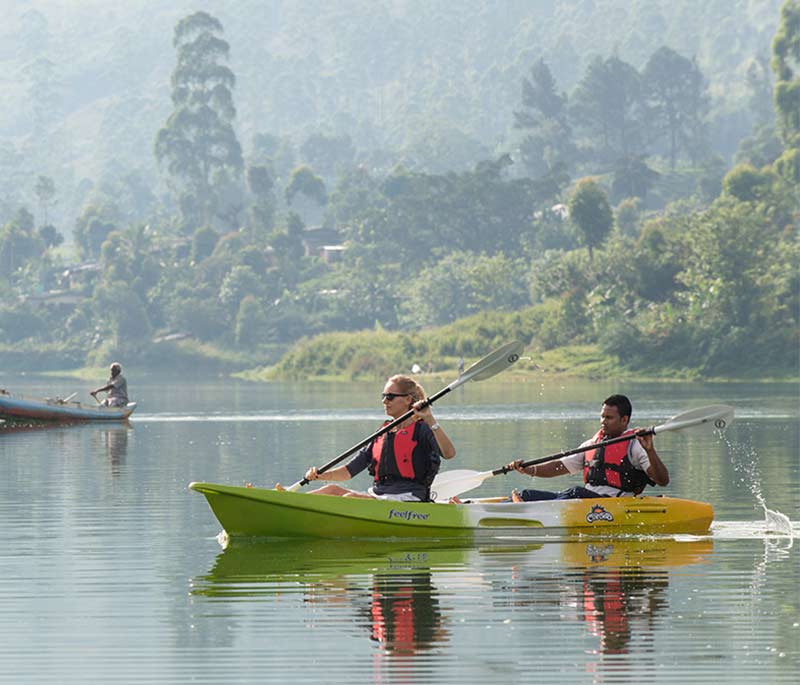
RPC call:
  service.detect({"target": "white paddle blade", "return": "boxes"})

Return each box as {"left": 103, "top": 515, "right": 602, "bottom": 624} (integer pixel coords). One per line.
{"left": 447, "top": 341, "right": 524, "bottom": 392}
{"left": 653, "top": 404, "right": 735, "bottom": 434}
{"left": 284, "top": 480, "right": 303, "bottom": 492}
{"left": 432, "top": 469, "right": 494, "bottom": 501}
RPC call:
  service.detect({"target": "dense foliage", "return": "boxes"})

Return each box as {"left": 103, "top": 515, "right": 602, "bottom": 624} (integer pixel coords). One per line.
{"left": 0, "top": 2, "right": 797, "bottom": 379}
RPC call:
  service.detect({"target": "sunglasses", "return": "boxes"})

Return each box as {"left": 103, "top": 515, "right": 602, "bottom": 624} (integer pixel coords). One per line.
{"left": 381, "top": 392, "right": 410, "bottom": 401}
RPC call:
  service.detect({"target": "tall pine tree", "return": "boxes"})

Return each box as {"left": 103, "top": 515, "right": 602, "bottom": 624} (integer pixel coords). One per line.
{"left": 155, "top": 11, "right": 243, "bottom": 231}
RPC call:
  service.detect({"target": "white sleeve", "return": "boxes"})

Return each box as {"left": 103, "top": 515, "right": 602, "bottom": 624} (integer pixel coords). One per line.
{"left": 561, "top": 439, "right": 593, "bottom": 474}
{"left": 628, "top": 439, "right": 650, "bottom": 471}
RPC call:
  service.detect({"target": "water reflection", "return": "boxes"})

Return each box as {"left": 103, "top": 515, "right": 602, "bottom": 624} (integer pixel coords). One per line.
{"left": 100, "top": 426, "right": 129, "bottom": 474}
{"left": 192, "top": 536, "right": 712, "bottom": 670}
{"left": 362, "top": 568, "right": 446, "bottom": 655}
{"left": 194, "top": 540, "right": 463, "bottom": 655}
{"left": 0, "top": 421, "right": 132, "bottom": 476}
{"left": 496, "top": 537, "right": 713, "bottom": 679}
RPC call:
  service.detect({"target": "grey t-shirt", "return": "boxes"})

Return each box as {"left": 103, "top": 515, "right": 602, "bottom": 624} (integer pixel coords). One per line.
{"left": 107, "top": 374, "right": 128, "bottom": 404}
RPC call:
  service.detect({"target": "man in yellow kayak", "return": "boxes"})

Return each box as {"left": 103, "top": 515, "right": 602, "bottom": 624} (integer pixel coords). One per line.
{"left": 508, "top": 394, "right": 670, "bottom": 501}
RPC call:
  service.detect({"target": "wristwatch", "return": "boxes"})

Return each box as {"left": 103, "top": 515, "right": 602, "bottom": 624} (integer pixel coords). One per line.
{"left": 430, "top": 422, "right": 440, "bottom": 431}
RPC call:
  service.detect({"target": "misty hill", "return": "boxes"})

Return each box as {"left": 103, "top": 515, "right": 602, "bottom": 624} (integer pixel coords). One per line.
{"left": 0, "top": 0, "right": 783, "bottom": 233}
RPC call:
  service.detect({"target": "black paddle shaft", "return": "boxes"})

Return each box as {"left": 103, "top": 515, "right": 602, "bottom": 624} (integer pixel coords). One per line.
{"left": 299, "top": 387, "right": 452, "bottom": 486}
{"left": 493, "top": 427, "right": 655, "bottom": 476}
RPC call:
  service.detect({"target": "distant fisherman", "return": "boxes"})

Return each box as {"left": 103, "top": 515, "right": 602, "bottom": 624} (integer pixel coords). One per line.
{"left": 91, "top": 362, "right": 129, "bottom": 407}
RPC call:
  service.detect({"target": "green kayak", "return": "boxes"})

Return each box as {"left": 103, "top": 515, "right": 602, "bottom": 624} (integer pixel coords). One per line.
{"left": 189, "top": 482, "right": 715, "bottom": 539}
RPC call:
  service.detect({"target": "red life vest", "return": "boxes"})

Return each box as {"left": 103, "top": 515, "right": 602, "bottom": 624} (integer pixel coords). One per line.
{"left": 369, "top": 420, "right": 429, "bottom": 484}
{"left": 583, "top": 429, "right": 653, "bottom": 493}
{"left": 582, "top": 572, "right": 630, "bottom": 655}
{"left": 370, "top": 585, "right": 416, "bottom": 653}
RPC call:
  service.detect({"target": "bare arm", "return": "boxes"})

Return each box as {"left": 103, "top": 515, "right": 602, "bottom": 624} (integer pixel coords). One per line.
{"left": 414, "top": 401, "right": 456, "bottom": 459}
{"left": 304, "top": 465, "right": 352, "bottom": 482}
{"left": 508, "top": 459, "right": 569, "bottom": 478}
{"left": 91, "top": 383, "right": 113, "bottom": 396}
{"left": 638, "top": 433, "right": 669, "bottom": 486}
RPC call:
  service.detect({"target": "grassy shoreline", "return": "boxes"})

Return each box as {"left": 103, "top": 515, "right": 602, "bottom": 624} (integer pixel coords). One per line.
{"left": 235, "top": 343, "right": 797, "bottom": 385}
{"left": 3, "top": 339, "right": 796, "bottom": 385}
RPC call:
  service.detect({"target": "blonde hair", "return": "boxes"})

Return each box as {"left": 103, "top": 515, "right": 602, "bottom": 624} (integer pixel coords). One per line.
{"left": 387, "top": 374, "right": 427, "bottom": 402}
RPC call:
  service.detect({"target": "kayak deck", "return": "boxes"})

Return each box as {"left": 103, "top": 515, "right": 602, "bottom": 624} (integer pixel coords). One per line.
{"left": 189, "top": 482, "right": 714, "bottom": 539}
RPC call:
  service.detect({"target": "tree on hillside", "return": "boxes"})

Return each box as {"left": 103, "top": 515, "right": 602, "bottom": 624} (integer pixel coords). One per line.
{"left": 299, "top": 133, "right": 355, "bottom": 180}
{"left": 676, "top": 198, "right": 796, "bottom": 370}
{"left": 570, "top": 56, "right": 646, "bottom": 165}
{"left": 155, "top": 11, "right": 244, "bottom": 232}
{"left": 285, "top": 165, "right": 327, "bottom": 227}
{"left": 74, "top": 204, "right": 117, "bottom": 259}
{"left": 771, "top": 0, "right": 800, "bottom": 182}
{"left": 91, "top": 281, "right": 152, "bottom": 347}
{"left": 34, "top": 175, "right": 56, "bottom": 226}
{"left": 285, "top": 165, "right": 327, "bottom": 207}
{"left": 398, "top": 251, "right": 531, "bottom": 328}
{"left": 514, "top": 59, "right": 576, "bottom": 179}
{"left": 642, "top": 47, "right": 710, "bottom": 168}
{"left": 611, "top": 155, "right": 659, "bottom": 203}
{"left": 722, "top": 164, "right": 776, "bottom": 202}
{"left": 245, "top": 164, "right": 276, "bottom": 239}
{"left": 568, "top": 178, "right": 613, "bottom": 261}
{"left": 746, "top": 54, "right": 776, "bottom": 127}
{"left": 38, "top": 224, "right": 63, "bottom": 249}
{"left": 0, "top": 208, "right": 44, "bottom": 273}
{"left": 190, "top": 226, "right": 219, "bottom": 263}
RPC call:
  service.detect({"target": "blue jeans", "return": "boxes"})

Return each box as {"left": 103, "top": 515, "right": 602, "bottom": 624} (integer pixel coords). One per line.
{"left": 516, "top": 486, "right": 609, "bottom": 501}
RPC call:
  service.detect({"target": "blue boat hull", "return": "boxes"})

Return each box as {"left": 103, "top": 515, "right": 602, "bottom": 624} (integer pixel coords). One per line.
{"left": 0, "top": 393, "right": 136, "bottom": 423}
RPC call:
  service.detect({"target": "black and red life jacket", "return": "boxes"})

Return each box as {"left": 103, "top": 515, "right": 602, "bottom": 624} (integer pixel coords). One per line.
{"left": 368, "top": 420, "right": 436, "bottom": 486}
{"left": 369, "top": 573, "right": 441, "bottom": 654}
{"left": 582, "top": 572, "right": 630, "bottom": 655}
{"left": 583, "top": 429, "right": 654, "bottom": 494}
{"left": 370, "top": 585, "right": 416, "bottom": 653}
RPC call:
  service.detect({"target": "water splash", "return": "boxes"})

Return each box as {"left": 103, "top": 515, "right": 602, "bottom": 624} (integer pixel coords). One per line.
{"left": 722, "top": 431, "right": 795, "bottom": 538}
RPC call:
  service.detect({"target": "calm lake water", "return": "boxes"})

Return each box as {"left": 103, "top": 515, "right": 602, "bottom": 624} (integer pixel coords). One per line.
{"left": 1, "top": 373, "right": 798, "bottom": 684}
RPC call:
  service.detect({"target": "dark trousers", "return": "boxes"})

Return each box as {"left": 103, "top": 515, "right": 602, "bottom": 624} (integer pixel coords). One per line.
{"left": 517, "top": 485, "right": 609, "bottom": 502}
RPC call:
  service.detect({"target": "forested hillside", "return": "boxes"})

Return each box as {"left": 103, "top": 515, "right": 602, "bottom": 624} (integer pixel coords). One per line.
{"left": 0, "top": 0, "right": 797, "bottom": 379}
{"left": 0, "top": 0, "right": 784, "bottom": 229}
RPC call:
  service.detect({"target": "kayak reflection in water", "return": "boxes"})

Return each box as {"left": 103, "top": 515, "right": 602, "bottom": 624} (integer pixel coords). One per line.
{"left": 362, "top": 571, "right": 448, "bottom": 656}
{"left": 507, "top": 394, "right": 670, "bottom": 502}
{"left": 290, "top": 375, "right": 456, "bottom": 502}
{"left": 580, "top": 563, "right": 669, "bottom": 656}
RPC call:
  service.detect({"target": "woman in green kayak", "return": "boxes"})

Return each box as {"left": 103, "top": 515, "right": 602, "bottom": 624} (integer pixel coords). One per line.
{"left": 300, "top": 374, "right": 455, "bottom": 501}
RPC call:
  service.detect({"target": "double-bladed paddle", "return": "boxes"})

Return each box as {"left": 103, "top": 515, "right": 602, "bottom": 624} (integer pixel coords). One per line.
{"left": 282, "top": 340, "right": 525, "bottom": 492}
{"left": 431, "top": 404, "right": 735, "bottom": 501}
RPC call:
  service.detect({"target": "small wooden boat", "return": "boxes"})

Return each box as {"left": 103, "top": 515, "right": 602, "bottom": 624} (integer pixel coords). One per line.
{"left": 0, "top": 390, "right": 136, "bottom": 424}
{"left": 189, "top": 482, "right": 714, "bottom": 539}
